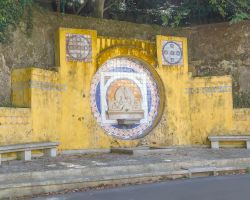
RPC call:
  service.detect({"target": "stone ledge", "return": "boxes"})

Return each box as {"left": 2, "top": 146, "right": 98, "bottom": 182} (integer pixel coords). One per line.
{"left": 110, "top": 147, "right": 175, "bottom": 155}
{"left": 0, "top": 158, "right": 249, "bottom": 199}
{"left": 208, "top": 135, "right": 250, "bottom": 141}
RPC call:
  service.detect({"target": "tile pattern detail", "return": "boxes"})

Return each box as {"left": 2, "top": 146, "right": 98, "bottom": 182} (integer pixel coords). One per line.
{"left": 162, "top": 41, "right": 183, "bottom": 66}
{"left": 66, "top": 33, "right": 92, "bottom": 62}
{"left": 90, "top": 57, "right": 160, "bottom": 140}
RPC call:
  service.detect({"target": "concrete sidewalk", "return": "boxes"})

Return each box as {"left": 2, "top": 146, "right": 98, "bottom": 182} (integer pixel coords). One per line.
{"left": 1, "top": 147, "right": 250, "bottom": 199}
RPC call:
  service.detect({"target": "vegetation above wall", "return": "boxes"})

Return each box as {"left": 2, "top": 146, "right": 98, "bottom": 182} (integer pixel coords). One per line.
{"left": 233, "top": 92, "right": 250, "bottom": 108}
{"left": 0, "top": 0, "right": 249, "bottom": 43}
{"left": 52, "top": 0, "right": 250, "bottom": 26}
{"left": 0, "top": 4, "right": 249, "bottom": 108}
{"left": 0, "top": 0, "right": 33, "bottom": 43}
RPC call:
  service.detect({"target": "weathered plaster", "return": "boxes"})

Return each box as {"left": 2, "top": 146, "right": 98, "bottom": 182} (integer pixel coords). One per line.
{"left": 0, "top": 28, "right": 244, "bottom": 152}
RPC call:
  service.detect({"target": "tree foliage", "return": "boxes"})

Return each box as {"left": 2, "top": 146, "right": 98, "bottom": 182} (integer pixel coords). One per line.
{"left": 59, "top": 0, "right": 120, "bottom": 18}
{"left": 209, "top": 0, "right": 250, "bottom": 24}
{"left": 0, "top": 0, "right": 249, "bottom": 43}
{"left": 61, "top": 0, "right": 249, "bottom": 26}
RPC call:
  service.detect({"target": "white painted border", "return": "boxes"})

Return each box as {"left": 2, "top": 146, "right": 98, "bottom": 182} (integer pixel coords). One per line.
{"left": 100, "top": 72, "right": 148, "bottom": 124}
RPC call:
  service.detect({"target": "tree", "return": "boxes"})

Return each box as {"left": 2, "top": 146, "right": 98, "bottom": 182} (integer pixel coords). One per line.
{"left": 60, "top": 0, "right": 121, "bottom": 18}
{"left": 1, "top": 0, "right": 249, "bottom": 43}
{"left": 209, "top": 0, "right": 250, "bottom": 24}
{"left": 57, "top": 0, "right": 249, "bottom": 25}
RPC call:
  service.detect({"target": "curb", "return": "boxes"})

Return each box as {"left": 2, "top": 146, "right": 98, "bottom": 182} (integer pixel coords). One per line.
{"left": 0, "top": 158, "right": 250, "bottom": 199}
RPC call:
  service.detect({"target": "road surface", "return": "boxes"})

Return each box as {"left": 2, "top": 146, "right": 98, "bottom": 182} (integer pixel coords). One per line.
{"left": 34, "top": 175, "right": 250, "bottom": 200}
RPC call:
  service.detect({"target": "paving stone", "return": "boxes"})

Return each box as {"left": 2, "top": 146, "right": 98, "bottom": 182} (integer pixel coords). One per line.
{"left": 1, "top": 147, "right": 250, "bottom": 174}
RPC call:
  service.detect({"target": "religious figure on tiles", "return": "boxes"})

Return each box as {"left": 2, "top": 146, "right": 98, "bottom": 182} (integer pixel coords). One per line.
{"left": 91, "top": 57, "right": 159, "bottom": 139}
{"left": 106, "top": 81, "right": 145, "bottom": 125}
{"left": 108, "top": 86, "right": 142, "bottom": 112}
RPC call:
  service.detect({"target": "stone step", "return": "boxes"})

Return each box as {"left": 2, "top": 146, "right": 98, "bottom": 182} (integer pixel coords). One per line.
{"left": 110, "top": 147, "right": 175, "bottom": 155}
{"left": 0, "top": 164, "right": 248, "bottom": 199}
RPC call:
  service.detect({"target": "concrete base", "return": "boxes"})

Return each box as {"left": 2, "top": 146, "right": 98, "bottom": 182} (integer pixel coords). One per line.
{"left": 45, "top": 148, "right": 57, "bottom": 157}
{"left": 111, "top": 147, "right": 175, "bottom": 155}
{"left": 210, "top": 140, "right": 250, "bottom": 149}
{"left": 0, "top": 158, "right": 249, "bottom": 199}
{"left": 61, "top": 149, "right": 110, "bottom": 155}
{"left": 17, "top": 150, "right": 32, "bottom": 161}
{"left": 211, "top": 141, "right": 219, "bottom": 149}
{"left": 246, "top": 141, "right": 250, "bottom": 149}
{"left": 0, "top": 174, "right": 187, "bottom": 199}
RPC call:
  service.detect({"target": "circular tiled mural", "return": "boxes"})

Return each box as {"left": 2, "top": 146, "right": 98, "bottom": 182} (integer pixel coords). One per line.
{"left": 90, "top": 57, "right": 160, "bottom": 140}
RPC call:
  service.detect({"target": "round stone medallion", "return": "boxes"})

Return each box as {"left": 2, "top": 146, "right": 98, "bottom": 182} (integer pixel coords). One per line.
{"left": 90, "top": 57, "right": 160, "bottom": 140}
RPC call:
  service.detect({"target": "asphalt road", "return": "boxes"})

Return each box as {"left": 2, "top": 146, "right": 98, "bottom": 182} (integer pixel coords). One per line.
{"left": 34, "top": 175, "right": 250, "bottom": 200}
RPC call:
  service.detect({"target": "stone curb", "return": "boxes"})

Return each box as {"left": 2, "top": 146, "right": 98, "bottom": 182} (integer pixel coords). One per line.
{"left": 0, "top": 158, "right": 250, "bottom": 199}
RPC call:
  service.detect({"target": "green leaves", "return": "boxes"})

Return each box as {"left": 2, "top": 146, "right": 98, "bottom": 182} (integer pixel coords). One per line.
{"left": 230, "top": 11, "right": 250, "bottom": 24}
{"left": 209, "top": 0, "right": 250, "bottom": 23}
{"left": 0, "top": 0, "right": 33, "bottom": 43}
{"left": 161, "top": 6, "right": 190, "bottom": 27}
{"left": 160, "top": 0, "right": 249, "bottom": 27}
{"left": 61, "top": 0, "right": 249, "bottom": 26}
{"left": 233, "top": 92, "right": 250, "bottom": 108}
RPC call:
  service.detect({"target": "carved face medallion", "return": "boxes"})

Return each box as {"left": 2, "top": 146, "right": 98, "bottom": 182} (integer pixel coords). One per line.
{"left": 90, "top": 57, "right": 160, "bottom": 140}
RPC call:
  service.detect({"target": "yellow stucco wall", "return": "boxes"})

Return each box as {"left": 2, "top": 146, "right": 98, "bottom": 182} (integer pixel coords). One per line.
{"left": 0, "top": 27, "right": 248, "bottom": 151}
{"left": 233, "top": 109, "right": 250, "bottom": 133}
{"left": 188, "top": 76, "right": 233, "bottom": 144}
{"left": 0, "top": 108, "right": 32, "bottom": 145}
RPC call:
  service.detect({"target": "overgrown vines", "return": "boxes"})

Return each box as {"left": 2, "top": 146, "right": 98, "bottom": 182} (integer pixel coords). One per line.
{"left": 0, "top": 0, "right": 33, "bottom": 43}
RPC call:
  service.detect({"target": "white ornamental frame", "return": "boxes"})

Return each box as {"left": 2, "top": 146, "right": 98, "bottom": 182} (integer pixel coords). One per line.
{"left": 100, "top": 72, "right": 148, "bottom": 125}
